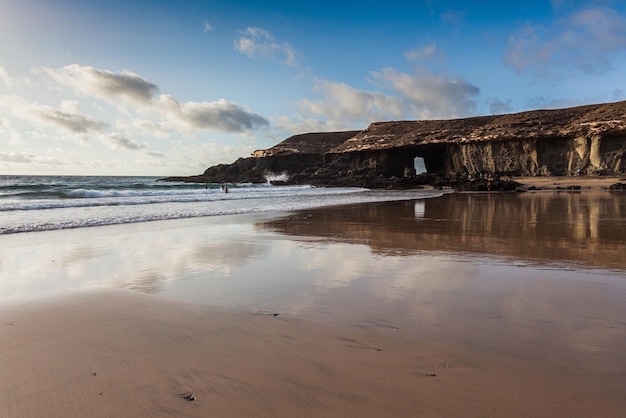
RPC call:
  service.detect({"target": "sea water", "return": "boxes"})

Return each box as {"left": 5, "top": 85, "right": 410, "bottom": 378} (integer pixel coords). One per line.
{"left": 0, "top": 175, "right": 444, "bottom": 234}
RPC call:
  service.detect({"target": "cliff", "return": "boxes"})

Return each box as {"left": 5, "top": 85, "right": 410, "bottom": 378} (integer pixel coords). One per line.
{"left": 328, "top": 101, "right": 626, "bottom": 178}
{"left": 160, "top": 131, "right": 358, "bottom": 184}
{"left": 160, "top": 101, "right": 626, "bottom": 188}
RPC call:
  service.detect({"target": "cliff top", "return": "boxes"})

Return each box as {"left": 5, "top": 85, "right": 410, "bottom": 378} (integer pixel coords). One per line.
{"left": 330, "top": 100, "right": 626, "bottom": 153}
{"left": 253, "top": 131, "right": 360, "bottom": 157}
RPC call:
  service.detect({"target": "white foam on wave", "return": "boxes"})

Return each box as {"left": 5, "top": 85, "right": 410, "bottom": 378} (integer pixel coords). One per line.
{"left": 0, "top": 186, "right": 448, "bottom": 235}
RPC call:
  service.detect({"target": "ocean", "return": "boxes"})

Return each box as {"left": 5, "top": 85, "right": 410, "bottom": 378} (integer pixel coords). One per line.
{"left": 0, "top": 175, "right": 444, "bottom": 235}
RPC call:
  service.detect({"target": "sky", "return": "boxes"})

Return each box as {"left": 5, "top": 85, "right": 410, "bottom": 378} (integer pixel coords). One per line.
{"left": 1, "top": 0, "right": 626, "bottom": 176}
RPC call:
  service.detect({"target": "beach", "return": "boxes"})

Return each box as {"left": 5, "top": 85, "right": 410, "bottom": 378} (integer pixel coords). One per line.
{"left": 513, "top": 175, "right": 626, "bottom": 191}
{"left": 1, "top": 177, "right": 626, "bottom": 417}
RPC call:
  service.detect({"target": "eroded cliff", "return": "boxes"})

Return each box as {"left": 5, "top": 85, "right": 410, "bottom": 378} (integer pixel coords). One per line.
{"left": 329, "top": 101, "right": 626, "bottom": 177}
{"left": 160, "top": 101, "right": 626, "bottom": 187}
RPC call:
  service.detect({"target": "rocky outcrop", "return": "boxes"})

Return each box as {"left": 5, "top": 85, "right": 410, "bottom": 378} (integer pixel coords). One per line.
{"left": 252, "top": 131, "right": 359, "bottom": 158}
{"left": 160, "top": 131, "right": 358, "bottom": 184}
{"left": 160, "top": 101, "right": 626, "bottom": 188}
{"left": 328, "top": 101, "right": 626, "bottom": 178}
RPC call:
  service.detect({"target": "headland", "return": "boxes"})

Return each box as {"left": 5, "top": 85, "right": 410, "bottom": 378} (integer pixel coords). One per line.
{"left": 160, "top": 100, "right": 626, "bottom": 191}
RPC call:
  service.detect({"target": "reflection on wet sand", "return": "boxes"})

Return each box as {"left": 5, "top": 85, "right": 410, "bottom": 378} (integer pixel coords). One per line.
{"left": 0, "top": 216, "right": 271, "bottom": 301}
{"left": 1, "top": 193, "right": 625, "bottom": 392}
{"left": 260, "top": 192, "right": 626, "bottom": 270}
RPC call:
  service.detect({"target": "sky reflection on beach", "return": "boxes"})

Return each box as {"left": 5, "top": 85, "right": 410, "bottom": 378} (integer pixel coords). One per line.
{"left": 1, "top": 193, "right": 625, "bottom": 377}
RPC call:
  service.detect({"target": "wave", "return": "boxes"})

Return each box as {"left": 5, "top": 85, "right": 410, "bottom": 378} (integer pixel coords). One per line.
{"left": 0, "top": 184, "right": 367, "bottom": 212}
{"left": 0, "top": 176, "right": 448, "bottom": 235}
{"left": 0, "top": 188, "right": 447, "bottom": 235}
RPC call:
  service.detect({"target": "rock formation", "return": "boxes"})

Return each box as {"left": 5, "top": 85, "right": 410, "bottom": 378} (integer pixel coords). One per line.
{"left": 160, "top": 131, "right": 358, "bottom": 184}
{"left": 160, "top": 101, "right": 626, "bottom": 188}
{"left": 328, "top": 101, "right": 626, "bottom": 179}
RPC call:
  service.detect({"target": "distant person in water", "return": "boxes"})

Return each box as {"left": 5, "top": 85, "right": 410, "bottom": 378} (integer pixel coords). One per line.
{"left": 225, "top": 186, "right": 229, "bottom": 193}
{"left": 220, "top": 184, "right": 224, "bottom": 191}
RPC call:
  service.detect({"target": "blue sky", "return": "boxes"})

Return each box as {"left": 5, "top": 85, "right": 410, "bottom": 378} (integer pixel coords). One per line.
{"left": 1, "top": 0, "right": 625, "bottom": 176}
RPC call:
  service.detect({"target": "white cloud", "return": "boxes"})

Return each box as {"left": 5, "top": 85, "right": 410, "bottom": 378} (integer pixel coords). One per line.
{"left": 0, "top": 152, "right": 33, "bottom": 163}
{"left": 288, "top": 65, "right": 479, "bottom": 132}
{"left": 157, "top": 95, "right": 269, "bottom": 133}
{"left": 0, "top": 116, "right": 23, "bottom": 145}
{"left": 0, "top": 150, "right": 77, "bottom": 168}
{"left": 36, "top": 64, "right": 269, "bottom": 135}
{"left": 123, "top": 119, "right": 171, "bottom": 139}
{"left": 504, "top": 7, "right": 626, "bottom": 78}
{"left": 404, "top": 43, "right": 438, "bottom": 61}
{"left": 0, "top": 65, "right": 12, "bottom": 87}
{"left": 3, "top": 95, "right": 105, "bottom": 136}
{"left": 234, "top": 27, "right": 298, "bottom": 67}
{"left": 34, "top": 107, "right": 103, "bottom": 134}
{"left": 371, "top": 66, "right": 479, "bottom": 118}
{"left": 203, "top": 21, "right": 213, "bottom": 32}
{"left": 296, "top": 79, "right": 408, "bottom": 126}
{"left": 270, "top": 114, "right": 337, "bottom": 138}
{"left": 36, "top": 64, "right": 159, "bottom": 104}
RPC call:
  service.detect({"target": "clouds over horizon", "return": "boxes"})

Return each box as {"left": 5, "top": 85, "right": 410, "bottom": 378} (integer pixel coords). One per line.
{"left": 2, "top": 95, "right": 104, "bottom": 139}
{"left": 37, "top": 64, "right": 269, "bottom": 135}
{"left": 505, "top": 6, "right": 626, "bottom": 78}
{"left": 288, "top": 63, "right": 480, "bottom": 133}
{"left": 9, "top": 57, "right": 483, "bottom": 151}
{"left": 0, "top": 64, "right": 271, "bottom": 173}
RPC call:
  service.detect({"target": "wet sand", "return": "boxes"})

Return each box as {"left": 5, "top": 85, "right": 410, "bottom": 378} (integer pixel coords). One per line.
{"left": 2, "top": 290, "right": 625, "bottom": 418}
{"left": 1, "top": 181, "right": 626, "bottom": 417}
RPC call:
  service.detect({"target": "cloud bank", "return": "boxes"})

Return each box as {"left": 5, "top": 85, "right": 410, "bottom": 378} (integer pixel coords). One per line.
{"left": 371, "top": 66, "right": 479, "bottom": 118}
{"left": 290, "top": 64, "right": 479, "bottom": 132}
{"left": 3, "top": 95, "right": 104, "bottom": 138}
{"left": 38, "top": 64, "right": 159, "bottom": 104}
{"left": 37, "top": 65, "right": 269, "bottom": 134}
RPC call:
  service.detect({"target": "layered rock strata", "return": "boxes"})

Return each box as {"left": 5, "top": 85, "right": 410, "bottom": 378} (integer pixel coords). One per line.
{"left": 160, "top": 101, "right": 626, "bottom": 188}
{"left": 328, "top": 101, "right": 626, "bottom": 178}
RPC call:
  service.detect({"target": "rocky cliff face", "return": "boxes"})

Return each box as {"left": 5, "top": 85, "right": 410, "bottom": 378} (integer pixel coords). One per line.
{"left": 159, "top": 131, "right": 358, "bottom": 184}
{"left": 160, "top": 101, "right": 626, "bottom": 187}
{"left": 329, "top": 101, "right": 626, "bottom": 177}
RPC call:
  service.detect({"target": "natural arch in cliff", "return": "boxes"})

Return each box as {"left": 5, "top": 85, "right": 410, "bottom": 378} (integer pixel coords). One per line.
{"left": 414, "top": 157, "right": 426, "bottom": 174}
{"left": 413, "top": 145, "right": 448, "bottom": 175}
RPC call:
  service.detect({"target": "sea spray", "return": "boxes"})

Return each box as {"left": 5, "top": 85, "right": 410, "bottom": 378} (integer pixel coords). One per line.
{"left": 264, "top": 171, "right": 289, "bottom": 183}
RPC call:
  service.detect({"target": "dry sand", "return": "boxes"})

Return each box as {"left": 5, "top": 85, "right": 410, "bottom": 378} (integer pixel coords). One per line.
{"left": 1, "top": 289, "right": 625, "bottom": 418}
{"left": 513, "top": 175, "right": 625, "bottom": 190}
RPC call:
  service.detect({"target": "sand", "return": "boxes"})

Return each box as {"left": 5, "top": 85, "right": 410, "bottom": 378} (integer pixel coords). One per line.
{"left": 1, "top": 178, "right": 626, "bottom": 417}
{"left": 2, "top": 290, "right": 625, "bottom": 418}
{"left": 513, "top": 175, "right": 626, "bottom": 190}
